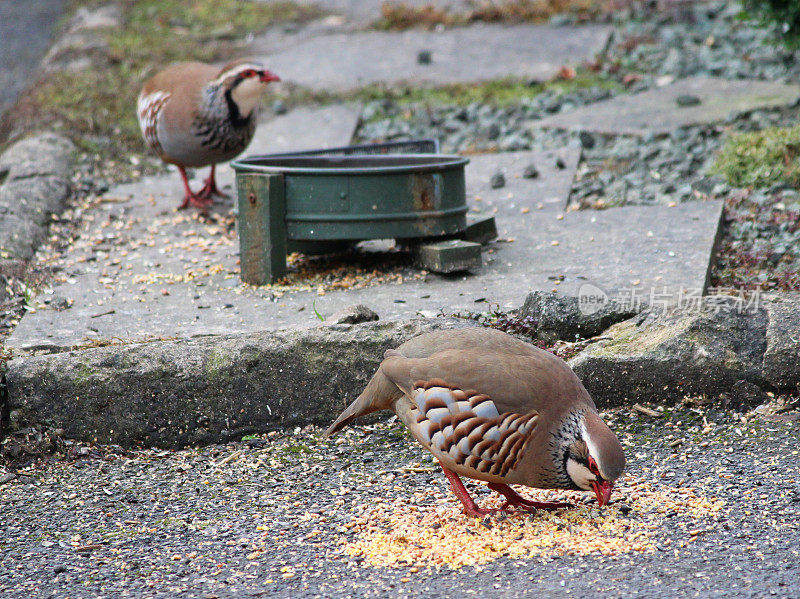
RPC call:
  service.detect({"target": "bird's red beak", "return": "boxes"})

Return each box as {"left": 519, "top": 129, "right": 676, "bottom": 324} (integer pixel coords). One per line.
{"left": 591, "top": 479, "right": 613, "bottom": 507}
{"left": 260, "top": 70, "right": 280, "bottom": 83}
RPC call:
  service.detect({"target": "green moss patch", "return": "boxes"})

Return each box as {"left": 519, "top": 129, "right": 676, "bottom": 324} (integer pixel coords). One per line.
{"left": 296, "top": 70, "right": 620, "bottom": 110}
{"left": 376, "top": 0, "right": 614, "bottom": 30}
{"left": 711, "top": 124, "right": 800, "bottom": 189}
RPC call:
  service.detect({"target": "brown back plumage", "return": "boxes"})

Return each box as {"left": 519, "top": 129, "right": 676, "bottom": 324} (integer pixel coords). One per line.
{"left": 324, "top": 327, "right": 624, "bottom": 489}
{"left": 325, "top": 327, "right": 593, "bottom": 436}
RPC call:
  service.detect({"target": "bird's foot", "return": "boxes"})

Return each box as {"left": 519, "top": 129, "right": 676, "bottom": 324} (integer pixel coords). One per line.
{"left": 197, "top": 179, "right": 227, "bottom": 200}
{"left": 512, "top": 499, "right": 573, "bottom": 511}
{"left": 502, "top": 497, "right": 573, "bottom": 511}
{"left": 460, "top": 504, "right": 531, "bottom": 518}
{"left": 179, "top": 193, "right": 213, "bottom": 211}
{"left": 488, "top": 483, "right": 572, "bottom": 512}
{"left": 177, "top": 166, "right": 214, "bottom": 211}
{"left": 198, "top": 166, "right": 228, "bottom": 199}
{"left": 441, "top": 465, "right": 536, "bottom": 519}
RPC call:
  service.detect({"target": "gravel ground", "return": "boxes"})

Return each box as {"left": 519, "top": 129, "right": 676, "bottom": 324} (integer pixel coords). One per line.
{"left": 358, "top": 96, "right": 800, "bottom": 208}
{"left": 2, "top": 405, "right": 798, "bottom": 598}
{"left": 711, "top": 188, "right": 800, "bottom": 290}
{"left": 356, "top": 2, "right": 800, "bottom": 207}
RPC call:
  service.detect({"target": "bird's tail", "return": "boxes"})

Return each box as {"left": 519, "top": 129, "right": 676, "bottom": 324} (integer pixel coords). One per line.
{"left": 324, "top": 393, "right": 371, "bottom": 437}
{"left": 324, "top": 363, "right": 400, "bottom": 437}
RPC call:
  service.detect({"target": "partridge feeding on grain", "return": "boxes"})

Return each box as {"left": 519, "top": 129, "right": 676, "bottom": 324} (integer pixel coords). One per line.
{"left": 137, "top": 60, "right": 280, "bottom": 210}
{"left": 326, "top": 328, "right": 626, "bottom": 517}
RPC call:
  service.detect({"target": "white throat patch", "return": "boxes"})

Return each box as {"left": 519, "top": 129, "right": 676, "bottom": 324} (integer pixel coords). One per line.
{"left": 231, "top": 78, "right": 268, "bottom": 118}
{"left": 566, "top": 458, "right": 597, "bottom": 491}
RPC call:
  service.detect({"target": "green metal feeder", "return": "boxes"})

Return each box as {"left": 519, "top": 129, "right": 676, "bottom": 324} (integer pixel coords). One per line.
{"left": 231, "top": 141, "right": 496, "bottom": 285}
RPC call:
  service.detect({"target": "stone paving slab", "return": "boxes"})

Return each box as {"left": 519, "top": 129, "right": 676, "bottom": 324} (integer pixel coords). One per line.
{"left": 536, "top": 77, "right": 800, "bottom": 135}
{"left": 249, "top": 103, "right": 362, "bottom": 154}
{"left": 0, "top": 133, "right": 75, "bottom": 261}
{"left": 254, "top": 23, "right": 612, "bottom": 91}
{"left": 7, "top": 145, "right": 723, "bottom": 355}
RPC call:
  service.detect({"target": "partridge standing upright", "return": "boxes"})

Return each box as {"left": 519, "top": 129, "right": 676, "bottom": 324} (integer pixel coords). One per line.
{"left": 326, "top": 328, "right": 626, "bottom": 517}
{"left": 137, "top": 60, "right": 280, "bottom": 210}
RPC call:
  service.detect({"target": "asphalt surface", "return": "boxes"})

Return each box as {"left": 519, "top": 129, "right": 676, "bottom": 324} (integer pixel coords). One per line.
{"left": 0, "top": 0, "right": 67, "bottom": 122}
{"left": 1, "top": 406, "right": 798, "bottom": 598}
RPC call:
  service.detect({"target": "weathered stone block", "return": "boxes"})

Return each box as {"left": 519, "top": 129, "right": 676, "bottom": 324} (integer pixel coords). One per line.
{"left": 5, "top": 318, "right": 472, "bottom": 448}
{"left": 569, "top": 299, "right": 768, "bottom": 407}
{"left": 462, "top": 213, "right": 498, "bottom": 244}
{"left": 415, "top": 240, "right": 481, "bottom": 273}
{"left": 761, "top": 293, "right": 800, "bottom": 391}
{"left": 519, "top": 291, "right": 641, "bottom": 344}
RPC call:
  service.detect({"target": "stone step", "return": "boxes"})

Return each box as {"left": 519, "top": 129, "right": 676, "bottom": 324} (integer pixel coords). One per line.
{"left": 536, "top": 77, "right": 800, "bottom": 135}
{"left": 6, "top": 148, "right": 724, "bottom": 354}
{"left": 253, "top": 23, "right": 612, "bottom": 92}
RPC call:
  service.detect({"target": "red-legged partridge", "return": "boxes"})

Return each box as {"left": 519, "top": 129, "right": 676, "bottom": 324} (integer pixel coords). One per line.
{"left": 137, "top": 60, "right": 280, "bottom": 210}
{"left": 326, "top": 328, "right": 626, "bottom": 517}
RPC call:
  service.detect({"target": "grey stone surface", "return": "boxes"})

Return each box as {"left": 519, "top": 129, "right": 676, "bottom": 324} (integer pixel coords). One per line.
{"left": 254, "top": 23, "right": 612, "bottom": 91}
{"left": 0, "top": 132, "right": 74, "bottom": 179}
{"left": 0, "top": 133, "right": 75, "bottom": 260}
{"left": 67, "top": 4, "right": 123, "bottom": 31}
{"left": 414, "top": 239, "right": 482, "bottom": 273}
{"left": 6, "top": 148, "right": 724, "bottom": 354}
{"left": 761, "top": 293, "right": 800, "bottom": 391}
{"left": 249, "top": 103, "right": 363, "bottom": 154}
{"left": 323, "top": 304, "right": 379, "bottom": 325}
{"left": 536, "top": 77, "right": 800, "bottom": 135}
{"left": 5, "top": 318, "right": 471, "bottom": 447}
{"left": 519, "top": 290, "right": 641, "bottom": 344}
{"left": 569, "top": 298, "right": 770, "bottom": 407}
{"left": 40, "top": 5, "right": 123, "bottom": 74}
{"left": 0, "top": 0, "right": 67, "bottom": 118}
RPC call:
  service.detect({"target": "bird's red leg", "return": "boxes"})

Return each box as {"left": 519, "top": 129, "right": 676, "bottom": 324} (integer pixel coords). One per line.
{"left": 177, "top": 166, "right": 212, "bottom": 210}
{"left": 441, "top": 465, "right": 498, "bottom": 517}
{"left": 198, "top": 165, "right": 228, "bottom": 200}
{"left": 487, "top": 483, "right": 572, "bottom": 511}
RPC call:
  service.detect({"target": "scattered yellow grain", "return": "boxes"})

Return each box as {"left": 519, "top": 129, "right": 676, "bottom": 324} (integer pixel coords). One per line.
{"left": 341, "top": 476, "right": 723, "bottom": 570}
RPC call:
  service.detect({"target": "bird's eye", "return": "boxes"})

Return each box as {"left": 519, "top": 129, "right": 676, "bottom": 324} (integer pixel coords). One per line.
{"left": 243, "top": 69, "right": 256, "bottom": 78}
{"left": 587, "top": 455, "right": 602, "bottom": 478}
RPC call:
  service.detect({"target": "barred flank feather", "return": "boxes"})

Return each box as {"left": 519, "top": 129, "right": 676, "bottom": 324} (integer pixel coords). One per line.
{"left": 409, "top": 381, "right": 538, "bottom": 478}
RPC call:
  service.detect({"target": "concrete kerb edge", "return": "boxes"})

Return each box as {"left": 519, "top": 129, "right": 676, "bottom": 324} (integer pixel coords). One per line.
{"left": 702, "top": 202, "right": 727, "bottom": 294}
{"left": 3, "top": 317, "right": 474, "bottom": 448}
{"left": 4, "top": 291, "right": 799, "bottom": 448}
{"left": 0, "top": 132, "right": 76, "bottom": 261}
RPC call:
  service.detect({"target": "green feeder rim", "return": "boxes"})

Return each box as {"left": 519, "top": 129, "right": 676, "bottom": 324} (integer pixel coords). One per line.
{"left": 231, "top": 153, "right": 469, "bottom": 175}
{"left": 246, "top": 138, "right": 441, "bottom": 157}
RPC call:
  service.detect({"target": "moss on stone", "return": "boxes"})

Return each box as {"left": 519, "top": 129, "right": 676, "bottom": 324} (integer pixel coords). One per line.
{"left": 204, "top": 346, "right": 234, "bottom": 384}
{"left": 341, "top": 71, "right": 622, "bottom": 108}
{"left": 711, "top": 124, "right": 800, "bottom": 188}
{"left": 588, "top": 316, "right": 696, "bottom": 358}
{"left": 375, "top": 0, "right": 613, "bottom": 30}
